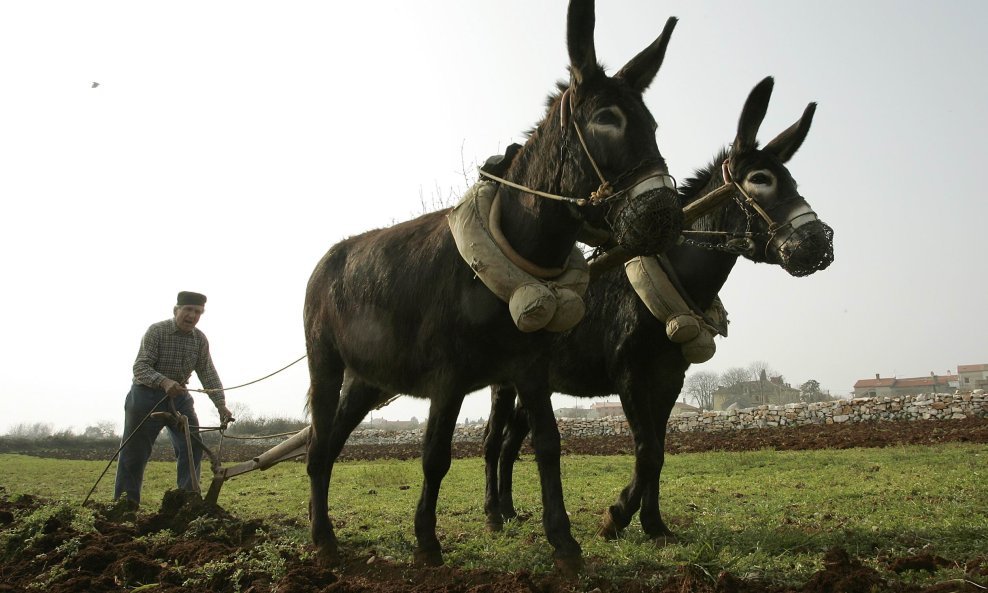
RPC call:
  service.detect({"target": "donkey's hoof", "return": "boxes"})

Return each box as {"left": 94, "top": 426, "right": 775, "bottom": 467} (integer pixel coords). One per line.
{"left": 413, "top": 547, "right": 444, "bottom": 567}
{"left": 315, "top": 543, "right": 342, "bottom": 567}
{"left": 651, "top": 533, "right": 680, "bottom": 547}
{"left": 552, "top": 553, "right": 584, "bottom": 577}
{"left": 486, "top": 517, "right": 504, "bottom": 532}
{"left": 596, "top": 508, "right": 621, "bottom": 540}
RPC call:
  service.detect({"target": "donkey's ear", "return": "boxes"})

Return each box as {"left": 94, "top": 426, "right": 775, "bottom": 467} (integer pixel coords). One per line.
{"left": 615, "top": 17, "right": 678, "bottom": 93}
{"left": 732, "top": 76, "right": 774, "bottom": 155}
{"left": 764, "top": 102, "right": 816, "bottom": 163}
{"left": 567, "top": 0, "right": 601, "bottom": 87}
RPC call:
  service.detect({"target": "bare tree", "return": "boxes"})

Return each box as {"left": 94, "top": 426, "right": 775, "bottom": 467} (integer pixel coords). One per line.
{"left": 720, "top": 366, "right": 752, "bottom": 388}
{"left": 747, "top": 360, "right": 777, "bottom": 381}
{"left": 684, "top": 370, "right": 720, "bottom": 410}
{"left": 6, "top": 422, "right": 54, "bottom": 439}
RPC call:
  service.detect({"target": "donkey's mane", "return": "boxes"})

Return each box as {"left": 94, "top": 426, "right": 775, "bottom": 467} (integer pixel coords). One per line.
{"left": 678, "top": 148, "right": 728, "bottom": 206}
{"left": 521, "top": 81, "right": 570, "bottom": 139}
{"left": 679, "top": 148, "right": 732, "bottom": 234}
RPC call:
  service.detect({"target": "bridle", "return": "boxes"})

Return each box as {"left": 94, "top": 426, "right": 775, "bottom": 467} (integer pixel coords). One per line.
{"left": 477, "top": 86, "right": 677, "bottom": 208}
{"left": 682, "top": 159, "right": 821, "bottom": 260}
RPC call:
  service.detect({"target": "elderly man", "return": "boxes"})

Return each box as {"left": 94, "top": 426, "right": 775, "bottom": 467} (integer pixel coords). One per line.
{"left": 114, "top": 291, "right": 234, "bottom": 505}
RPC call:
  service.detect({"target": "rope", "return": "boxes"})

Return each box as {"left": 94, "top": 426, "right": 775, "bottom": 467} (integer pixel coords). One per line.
{"left": 189, "top": 354, "right": 307, "bottom": 394}
{"left": 477, "top": 168, "right": 588, "bottom": 206}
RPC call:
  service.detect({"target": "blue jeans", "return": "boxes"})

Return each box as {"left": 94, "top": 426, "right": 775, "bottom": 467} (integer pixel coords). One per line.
{"left": 114, "top": 383, "right": 203, "bottom": 505}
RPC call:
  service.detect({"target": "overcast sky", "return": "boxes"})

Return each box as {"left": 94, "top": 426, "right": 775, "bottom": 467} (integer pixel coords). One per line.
{"left": 1, "top": 0, "right": 985, "bottom": 434}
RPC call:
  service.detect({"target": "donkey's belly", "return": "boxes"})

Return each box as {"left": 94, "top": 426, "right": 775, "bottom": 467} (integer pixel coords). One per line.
{"left": 335, "top": 289, "right": 554, "bottom": 397}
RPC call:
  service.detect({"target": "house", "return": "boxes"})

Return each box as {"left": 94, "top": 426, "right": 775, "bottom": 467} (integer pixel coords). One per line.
{"left": 958, "top": 364, "right": 988, "bottom": 393}
{"left": 712, "top": 370, "right": 801, "bottom": 411}
{"left": 853, "top": 371, "right": 960, "bottom": 397}
{"left": 590, "top": 401, "right": 625, "bottom": 418}
{"left": 554, "top": 406, "right": 593, "bottom": 419}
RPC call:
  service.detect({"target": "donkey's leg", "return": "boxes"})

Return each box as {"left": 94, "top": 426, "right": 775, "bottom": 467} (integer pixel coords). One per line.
{"left": 483, "top": 384, "right": 517, "bottom": 531}
{"left": 413, "top": 393, "right": 464, "bottom": 567}
{"left": 326, "top": 372, "right": 386, "bottom": 461}
{"left": 516, "top": 383, "right": 582, "bottom": 573}
{"left": 638, "top": 398, "right": 677, "bottom": 544}
{"left": 497, "top": 400, "right": 530, "bottom": 521}
{"left": 599, "top": 388, "right": 652, "bottom": 539}
{"left": 306, "top": 345, "right": 345, "bottom": 563}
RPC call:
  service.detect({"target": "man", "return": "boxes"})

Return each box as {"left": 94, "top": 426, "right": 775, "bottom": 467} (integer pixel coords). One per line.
{"left": 114, "top": 291, "right": 234, "bottom": 505}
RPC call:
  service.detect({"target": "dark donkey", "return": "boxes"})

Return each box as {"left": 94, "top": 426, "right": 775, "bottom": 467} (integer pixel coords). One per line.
{"left": 304, "top": 0, "right": 682, "bottom": 570}
{"left": 483, "top": 77, "right": 835, "bottom": 543}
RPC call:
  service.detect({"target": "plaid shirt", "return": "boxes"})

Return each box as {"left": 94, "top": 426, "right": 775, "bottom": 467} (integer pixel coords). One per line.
{"left": 132, "top": 318, "right": 226, "bottom": 407}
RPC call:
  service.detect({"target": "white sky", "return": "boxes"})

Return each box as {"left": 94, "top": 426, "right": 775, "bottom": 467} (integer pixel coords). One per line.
{"left": 1, "top": 0, "right": 985, "bottom": 434}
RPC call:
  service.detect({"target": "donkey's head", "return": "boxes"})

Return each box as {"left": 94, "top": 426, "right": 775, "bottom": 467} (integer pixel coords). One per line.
{"left": 505, "top": 0, "right": 683, "bottom": 260}
{"left": 710, "top": 77, "right": 834, "bottom": 277}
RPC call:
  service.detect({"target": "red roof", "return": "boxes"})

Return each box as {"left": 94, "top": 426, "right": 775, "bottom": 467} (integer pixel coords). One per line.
{"left": 853, "top": 378, "right": 895, "bottom": 388}
{"left": 894, "top": 375, "right": 957, "bottom": 388}
{"left": 958, "top": 364, "right": 988, "bottom": 373}
{"left": 855, "top": 375, "right": 957, "bottom": 389}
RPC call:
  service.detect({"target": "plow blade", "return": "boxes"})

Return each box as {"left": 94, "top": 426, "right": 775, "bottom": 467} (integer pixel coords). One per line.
{"left": 204, "top": 426, "right": 311, "bottom": 505}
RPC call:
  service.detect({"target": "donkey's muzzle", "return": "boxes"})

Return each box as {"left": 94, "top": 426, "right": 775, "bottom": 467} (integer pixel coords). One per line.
{"left": 607, "top": 178, "right": 683, "bottom": 257}
{"left": 775, "top": 218, "right": 834, "bottom": 277}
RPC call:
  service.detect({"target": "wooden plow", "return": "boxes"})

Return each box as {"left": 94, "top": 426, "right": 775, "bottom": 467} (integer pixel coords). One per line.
{"left": 202, "top": 425, "right": 311, "bottom": 505}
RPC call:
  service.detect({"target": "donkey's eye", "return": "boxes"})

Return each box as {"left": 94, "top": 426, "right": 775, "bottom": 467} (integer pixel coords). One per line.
{"left": 749, "top": 173, "right": 772, "bottom": 185}
{"left": 592, "top": 108, "right": 622, "bottom": 127}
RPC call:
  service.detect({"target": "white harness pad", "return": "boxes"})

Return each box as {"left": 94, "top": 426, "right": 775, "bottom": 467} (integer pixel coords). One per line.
{"left": 624, "top": 256, "right": 728, "bottom": 363}
{"left": 448, "top": 181, "right": 590, "bottom": 333}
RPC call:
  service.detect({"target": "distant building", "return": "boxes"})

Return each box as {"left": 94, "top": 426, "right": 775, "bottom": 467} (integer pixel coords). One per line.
{"left": 958, "top": 364, "right": 988, "bottom": 393}
{"left": 589, "top": 401, "right": 624, "bottom": 418}
{"left": 554, "top": 406, "right": 593, "bottom": 419}
{"left": 853, "top": 371, "right": 960, "bottom": 397}
{"left": 712, "top": 370, "right": 801, "bottom": 411}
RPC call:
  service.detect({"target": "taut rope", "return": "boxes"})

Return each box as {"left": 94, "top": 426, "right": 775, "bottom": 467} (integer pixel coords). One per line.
{"left": 189, "top": 354, "right": 307, "bottom": 394}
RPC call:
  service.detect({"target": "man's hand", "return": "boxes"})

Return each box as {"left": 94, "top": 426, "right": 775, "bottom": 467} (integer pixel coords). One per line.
{"left": 160, "top": 378, "right": 188, "bottom": 398}
{"left": 217, "top": 405, "right": 235, "bottom": 428}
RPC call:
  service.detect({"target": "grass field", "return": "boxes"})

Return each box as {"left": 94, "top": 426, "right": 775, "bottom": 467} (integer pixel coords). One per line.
{"left": 2, "top": 443, "right": 986, "bottom": 589}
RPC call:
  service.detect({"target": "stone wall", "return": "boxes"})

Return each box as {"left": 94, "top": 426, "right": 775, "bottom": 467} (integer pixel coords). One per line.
{"left": 666, "top": 391, "right": 985, "bottom": 433}
{"left": 343, "top": 392, "right": 987, "bottom": 446}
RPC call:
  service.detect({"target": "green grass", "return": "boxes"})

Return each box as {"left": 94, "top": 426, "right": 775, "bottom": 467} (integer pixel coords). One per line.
{"left": 2, "top": 443, "right": 985, "bottom": 589}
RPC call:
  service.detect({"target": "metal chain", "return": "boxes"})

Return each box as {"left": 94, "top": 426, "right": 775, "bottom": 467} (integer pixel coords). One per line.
{"left": 679, "top": 179, "right": 767, "bottom": 256}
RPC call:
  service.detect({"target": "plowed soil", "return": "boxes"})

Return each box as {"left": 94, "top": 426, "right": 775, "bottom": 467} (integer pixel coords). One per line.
{"left": 2, "top": 417, "right": 986, "bottom": 593}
